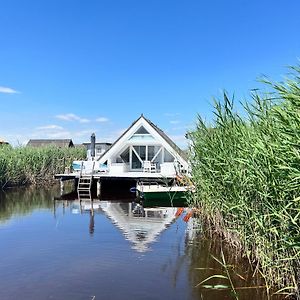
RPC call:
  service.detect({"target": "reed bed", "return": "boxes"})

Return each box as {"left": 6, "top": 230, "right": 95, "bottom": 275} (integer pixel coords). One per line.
{"left": 0, "top": 145, "right": 85, "bottom": 189}
{"left": 189, "top": 66, "right": 300, "bottom": 298}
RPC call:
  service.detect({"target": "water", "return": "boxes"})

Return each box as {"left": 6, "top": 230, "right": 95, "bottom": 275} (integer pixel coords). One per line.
{"left": 0, "top": 186, "right": 281, "bottom": 300}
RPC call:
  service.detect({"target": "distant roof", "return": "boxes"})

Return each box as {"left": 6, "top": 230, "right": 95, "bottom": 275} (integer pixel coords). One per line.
{"left": 27, "top": 139, "right": 74, "bottom": 148}
{"left": 98, "top": 115, "right": 188, "bottom": 161}
{"left": 74, "top": 144, "right": 86, "bottom": 148}
{"left": 0, "top": 139, "right": 9, "bottom": 145}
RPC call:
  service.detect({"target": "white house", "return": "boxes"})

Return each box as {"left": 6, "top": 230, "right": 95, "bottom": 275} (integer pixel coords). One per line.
{"left": 71, "top": 115, "right": 189, "bottom": 178}
{"left": 97, "top": 115, "right": 189, "bottom": 177}
{"left": 83, "top": 142, "right": 112, "bottom": 160}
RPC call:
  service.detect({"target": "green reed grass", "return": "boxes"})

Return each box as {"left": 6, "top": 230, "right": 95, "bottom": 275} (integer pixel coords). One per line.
{"left": 189, "top": 66, "right": 300, "bottom": 298}
{"left": 0, "top": 145, "right": 85, "bottom": 189}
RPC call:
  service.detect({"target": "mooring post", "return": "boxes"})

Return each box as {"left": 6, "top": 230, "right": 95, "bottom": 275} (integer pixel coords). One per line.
{"left": 53, "top": 199, "right": 56, "bottom": 219}
{"left": 97, "top": 180, "right": 101, "bottom": 198}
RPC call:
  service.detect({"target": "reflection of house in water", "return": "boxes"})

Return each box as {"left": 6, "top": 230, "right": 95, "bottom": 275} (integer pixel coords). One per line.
{"left": 99, "top": 201, "right": 177, "bottom": 252}
{"left": 56, "top": 198, "right": 179, "bottom": 252}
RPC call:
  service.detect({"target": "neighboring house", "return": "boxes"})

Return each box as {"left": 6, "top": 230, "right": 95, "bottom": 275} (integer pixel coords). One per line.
{"left": 83, "top": 142, "right": 112, "bottom": 160}
{"left": 27, "top": 139, "right": 74, "bottom": 148}
{"left": 0, "top": 139, "right": 9, "bottom": 146}
{"left": 97, "top": 115, "right": 189, "bottom": 176}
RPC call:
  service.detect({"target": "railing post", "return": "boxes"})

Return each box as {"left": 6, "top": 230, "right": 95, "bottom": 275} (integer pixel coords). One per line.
{"left": 80, "top": 161, "right": 83, "bottom": 177}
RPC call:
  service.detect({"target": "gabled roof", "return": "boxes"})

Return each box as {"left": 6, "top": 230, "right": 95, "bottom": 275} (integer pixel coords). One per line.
{"left": 98, "top": 115, "right": 188, "bottom": 162}
{"left": 27, "top": 139, "right": 74, "bottom": 148}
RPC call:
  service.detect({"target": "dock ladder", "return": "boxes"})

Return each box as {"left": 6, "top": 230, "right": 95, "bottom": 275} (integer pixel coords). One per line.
{"left": 77, "top": 161, "right": 95, "bottom": 200}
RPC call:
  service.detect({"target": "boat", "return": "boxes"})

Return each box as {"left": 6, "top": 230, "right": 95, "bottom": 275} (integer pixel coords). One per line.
{"left": 136, "top": 182, "right": 194, "bottom": 207}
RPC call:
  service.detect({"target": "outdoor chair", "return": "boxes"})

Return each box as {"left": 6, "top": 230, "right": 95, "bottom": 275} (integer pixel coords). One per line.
{"left": 143, "top": 161, "right": 156, "bottom": 173}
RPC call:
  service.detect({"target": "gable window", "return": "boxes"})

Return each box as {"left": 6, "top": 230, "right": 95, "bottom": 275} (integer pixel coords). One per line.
{"left": 129, "top": 126, "right": 155, "bottom": 141}
{"left": 135, "top": 126, "right": 149, "bottom": 134}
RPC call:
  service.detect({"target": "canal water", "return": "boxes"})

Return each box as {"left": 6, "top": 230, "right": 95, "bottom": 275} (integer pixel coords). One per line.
{"left": 0, "top": 186, "right": 280, "bottom": 300}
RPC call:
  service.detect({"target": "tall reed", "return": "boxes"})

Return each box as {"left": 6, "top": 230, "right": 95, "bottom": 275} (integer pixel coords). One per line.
{"left": 0, "top": 145, "right": 85, "bottom": 189}
{"left": 189, "top": 66, "right": 300, "bottom": 297}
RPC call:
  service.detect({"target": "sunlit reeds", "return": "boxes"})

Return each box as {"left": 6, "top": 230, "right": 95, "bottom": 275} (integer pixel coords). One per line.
{"left": 0, "top": 145, "right": 85, "bottom": 189}
{"left": 189, "top": 66, "right": 300, "bottom": 297}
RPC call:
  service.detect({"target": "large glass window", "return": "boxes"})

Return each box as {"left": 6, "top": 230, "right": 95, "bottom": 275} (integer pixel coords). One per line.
{"left": 133, "top": 146, "right": 146, "bottom": 161}
{"left": 115, "top": 145, "right": 176, "bottom": 171}
{"left": 132, "top": 150, "right": 142, "bottom": 169}
{"left": 148, "top": 146, "right": 161, "bottom": 161}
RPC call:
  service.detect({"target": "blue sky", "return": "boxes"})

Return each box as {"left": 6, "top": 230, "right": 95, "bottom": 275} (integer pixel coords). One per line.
{"left": 0, "top": 0, "right": 299, "bottom": 148}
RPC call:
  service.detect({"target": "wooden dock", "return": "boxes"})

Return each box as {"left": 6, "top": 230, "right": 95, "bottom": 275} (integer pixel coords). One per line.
{"left": 54, "top": 171, "right": 176, "bottom": 197}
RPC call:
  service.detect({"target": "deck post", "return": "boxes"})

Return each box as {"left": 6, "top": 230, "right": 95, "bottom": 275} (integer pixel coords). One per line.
{"left": 97, "top": 179, "right": 101, "bottom": 197}
{"left": 74, "top": 178, "right": 78, "bottom": 191}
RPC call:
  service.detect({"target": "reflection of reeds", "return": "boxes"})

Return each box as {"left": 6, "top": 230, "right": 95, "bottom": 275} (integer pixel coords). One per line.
{"left": 0, "top": 146, "right": 85, "bottom": 189}
{"left": 189, "top": 66, "right": 300, "bottom": 297}
{"left": 0, "top": 186, "right": 57, "bottom": 223}
{"left": 186, "top": 234, "right": 272, "bottom": 299}
{"left": 196, "top": 248, "right": 239, "bottom": 299}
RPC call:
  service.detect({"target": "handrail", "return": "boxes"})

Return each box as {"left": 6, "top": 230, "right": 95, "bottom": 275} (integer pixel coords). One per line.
{"left": 79, "top": 161, "right": 84, "bottom": 178}
{"left": 91, "top": 161, "right": 95, "bottom": 176}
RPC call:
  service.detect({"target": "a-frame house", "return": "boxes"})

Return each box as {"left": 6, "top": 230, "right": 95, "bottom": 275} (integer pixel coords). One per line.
{"left": 98, "top": 115, "right": 189, "bottom": 177}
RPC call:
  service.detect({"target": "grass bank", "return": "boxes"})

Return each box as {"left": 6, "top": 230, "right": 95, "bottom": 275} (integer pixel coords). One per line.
{"left": 0, "top": 145, "right": 85, "bottom": 189}
{"left": 189, "top": 66, "right": 300, "bottom": 297}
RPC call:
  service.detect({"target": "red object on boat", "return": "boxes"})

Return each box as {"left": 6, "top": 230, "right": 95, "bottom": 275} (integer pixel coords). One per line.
{"left": 175, "top": 207, "right": 184, "bottom": 217}
{"left": 183, "top": 211, "right": 193, "bottom": 222}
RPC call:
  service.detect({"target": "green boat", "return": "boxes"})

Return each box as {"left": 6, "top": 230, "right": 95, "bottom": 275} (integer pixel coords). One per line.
{"left": 136, "top": 184, "right": 193, "bottom": 207}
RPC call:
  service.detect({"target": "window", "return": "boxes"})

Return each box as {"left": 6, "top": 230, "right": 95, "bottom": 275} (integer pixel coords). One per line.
{"left": 135, "top": 126, "right": 149, "bottom": 134}
{"left": 133, "top": 146, "right": 146, "bottom": 161}
{"left": 132, "top": 150, "right": 142, "bottom": 169}
{"left": 164, "top": 149, "right": 175, "bottom": 162}
{"left": 148, "top": 146, "right": 161, "bottom": 161}
{"left": 120, "top": 147, "right": 130, "bottom": 163}
{"left": 129, "top": 126, "right": 154, "bottom": 141}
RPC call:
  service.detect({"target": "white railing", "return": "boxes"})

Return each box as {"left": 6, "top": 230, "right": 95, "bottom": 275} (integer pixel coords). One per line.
{"left": 72, "top": 160, "right": 108, "bottom": 175}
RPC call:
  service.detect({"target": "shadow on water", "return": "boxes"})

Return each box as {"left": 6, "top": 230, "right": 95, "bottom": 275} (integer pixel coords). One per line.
{"left": 0, "top": 185, "right": 285, "bottom": 300}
